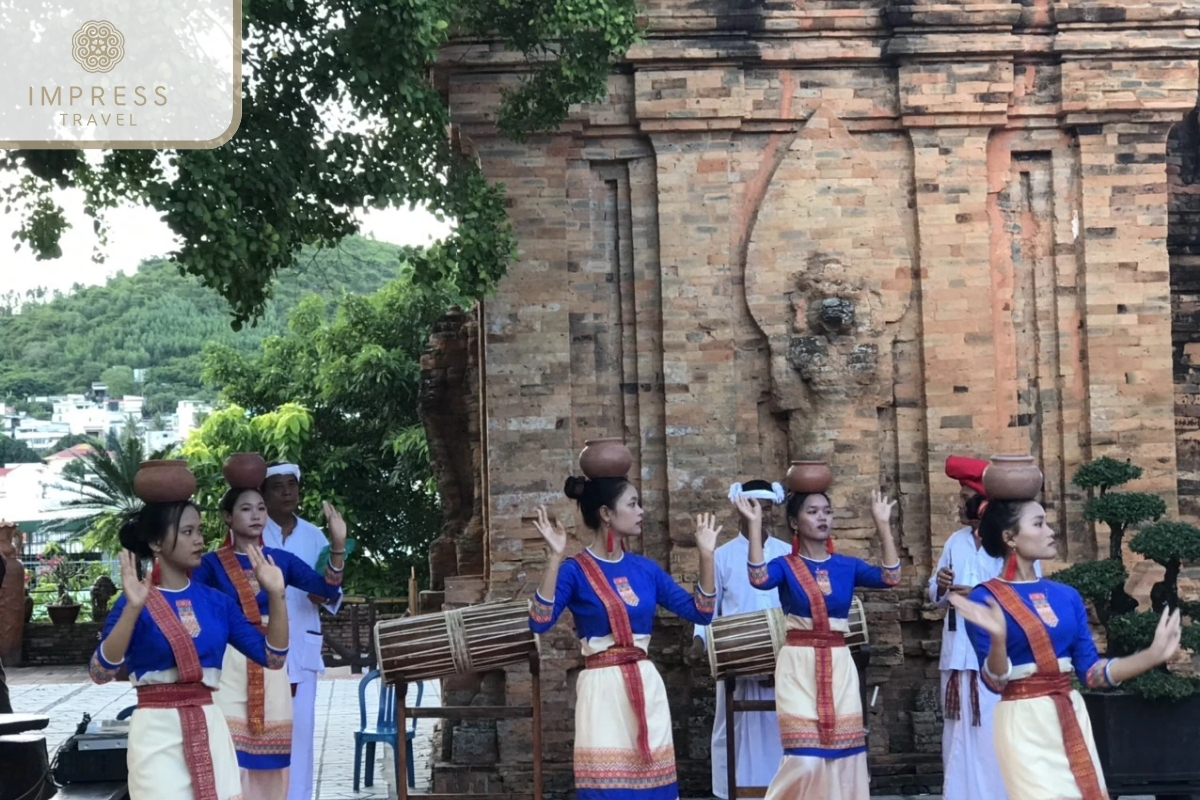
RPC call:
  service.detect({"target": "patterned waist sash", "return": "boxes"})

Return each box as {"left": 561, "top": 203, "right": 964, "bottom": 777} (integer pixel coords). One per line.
{"left": 783, "top": 557, "right": 842, "bottom": 749}
{"left": 945, "top": 669, "right": 981, "bottom": 727}
{"left": 985, "top": 579, "right": 1105, "bottom": 800}
{"left": 573, "top": 552, "right": 653, "bottom": 764}
{"left": 218, "top": 547, "right": 268, "bottom": 737}
{"left": 144, "top": 589, "right": 219, "bottom": 800}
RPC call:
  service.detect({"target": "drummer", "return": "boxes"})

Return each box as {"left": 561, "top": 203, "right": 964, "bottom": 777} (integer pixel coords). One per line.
{"left": 689, "top": 479, "right": 789, "bottom": 799}
{"left": 743, "top": 485, "right": 900, "bottom": 800}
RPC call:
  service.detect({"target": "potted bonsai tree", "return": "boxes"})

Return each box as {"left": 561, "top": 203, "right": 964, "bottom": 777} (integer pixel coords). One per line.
{"left": 37, "top": 551, "right": 85, "bottom": 626}
{"left": 1054, "top": 457, "right": 1200, "bottom": 795}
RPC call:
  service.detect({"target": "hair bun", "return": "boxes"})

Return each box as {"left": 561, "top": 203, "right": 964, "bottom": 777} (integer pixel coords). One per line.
{"left": 563, "top": 476, "right": 588, "bottom": 500}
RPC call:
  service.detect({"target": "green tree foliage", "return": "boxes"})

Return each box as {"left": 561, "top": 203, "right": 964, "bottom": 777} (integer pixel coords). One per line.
{"left": 0, "top": 435, "right": 43, "bottom": 464}
{"left": 54, "top": 430, "right": 168, "bottom": 555}
{"left": 195, "top": 271, "right": 456, "bottom": 593}
{"left": 0, "top": 237, "right": 406, "bottom": 411}
{"left": 1055, "top": 458, "right": 1199, "bottom": 700}
{"left": 1, "top": 0, "right": 640, "bottom": 325}
{"left": 99, "top": 366, "right": 136, "bottom": 400}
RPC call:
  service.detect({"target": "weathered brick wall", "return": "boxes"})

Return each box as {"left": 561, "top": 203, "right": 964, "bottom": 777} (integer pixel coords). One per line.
{"left": 19, "top": 622, "right": 102, "bottom": 666}
{"left": 428, "top": 2, "right": 1200, "bottom": 796}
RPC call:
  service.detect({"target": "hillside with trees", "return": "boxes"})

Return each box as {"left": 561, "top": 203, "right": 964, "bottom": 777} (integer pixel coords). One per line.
{"left": 0, "top": 236, "right": 408, "bottom": 413}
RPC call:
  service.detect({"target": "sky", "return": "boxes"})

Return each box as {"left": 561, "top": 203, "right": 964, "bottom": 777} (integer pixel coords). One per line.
{"left": 0, "top": 183, "right": 452, "bottom": 300}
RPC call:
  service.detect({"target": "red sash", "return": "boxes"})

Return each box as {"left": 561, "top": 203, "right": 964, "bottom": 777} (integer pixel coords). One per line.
{"left": 572, "top": 550, "right": 652, "bottom": 763}
{"left": 217, "top": 547, "right": 267, "bottom": 736}
{"left": 144, "top": 588, "right": 219, "bottom": 799}
{"left": 985, "top": 579, "right": 1106, "bottom": 800}
{"left": 782, "top": 556, "right": 842, "bottom": 748}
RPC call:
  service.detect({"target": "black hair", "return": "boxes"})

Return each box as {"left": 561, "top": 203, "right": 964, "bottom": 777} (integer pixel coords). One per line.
{"left": 563, "top": 475, "right": 634, "bottom": 530}
{"left": 978, "top": 499, "right": 1032, "bottom": 559}
{"left": 785, "top": 491, "right": 832, "bottom": 523}
{"left": 964, "top": 492, "right": 987, "bottom": 522}
{"left": 219, "top": 486, "right": 263, "bottom": 516}
{"left": 742, "top": 479, "right": 773, "bottom": 494}
{"left": 118, "top": 500, "right": 199, "bottom": 572}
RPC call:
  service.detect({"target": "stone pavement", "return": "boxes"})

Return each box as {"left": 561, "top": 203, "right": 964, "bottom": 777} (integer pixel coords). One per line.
{"left": 7, "top": 665, "right": 438, "bottom": 800}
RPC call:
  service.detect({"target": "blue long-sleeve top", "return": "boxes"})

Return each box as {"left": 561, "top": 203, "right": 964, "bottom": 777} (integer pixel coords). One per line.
{"left": 749, "top": 553, "right": 901, "bottom": 618}
{"left": 964, "top": 578, "right": 1118, "bottom": 693}
{"left": 193, "top": 546, "right": 342, "bottom": 617}
{"left": 529, "top": 551, "right": 716, "bottom": 636}
{"left": 90, "top": 581, "right": 287, "bottom": 687}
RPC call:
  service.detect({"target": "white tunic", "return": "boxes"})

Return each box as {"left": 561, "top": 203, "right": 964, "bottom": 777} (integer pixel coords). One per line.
{"left": 929, "top": 527, "right": 1041, "bottom": 800}
{"left": 695, "top": 533, "right": 790, "bottom": 799}
{"left": 262, "top": 514, "right": 344, "bottom": 683}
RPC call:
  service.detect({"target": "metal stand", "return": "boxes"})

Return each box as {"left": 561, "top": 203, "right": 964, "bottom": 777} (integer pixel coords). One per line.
{"left": 396, "top": 650, "right": 543, "bottom": 800}
{"left": 724, "top": 646, "right": 871, "bottom": 799}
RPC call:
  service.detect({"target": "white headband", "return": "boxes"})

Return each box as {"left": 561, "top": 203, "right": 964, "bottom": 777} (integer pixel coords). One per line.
{"left": 728, "top": 481, "right": 786, "bottom": 505}
{"left": 265, "top": 463, "right": 301, "bottom": 482}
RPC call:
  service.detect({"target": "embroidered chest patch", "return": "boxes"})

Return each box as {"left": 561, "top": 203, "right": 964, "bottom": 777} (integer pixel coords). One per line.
{"left": 1030, "top": 593, "right": 1059, "bottom": 627}
{"left": 614, "top": 577, "right": 640, "bottom": 607}
{"left": 242, "top": 568, "right": 261, "bottom": 595}
{"left": 177, "top": 599, "right": 202, "bottom": 638}
{"left": 815, "top": 569, "right": 833, "bottom": 597}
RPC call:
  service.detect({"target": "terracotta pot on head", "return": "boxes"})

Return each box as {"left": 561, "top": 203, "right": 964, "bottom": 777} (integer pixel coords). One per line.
{"left": 578, "top": 438, "right": 634, "bottom": 479}
{"left": 981, "top": 454, "right": 1043, "bottom": 501}
{"left": 223, "top": 452, "right": 268, "bottom": 490}
{"left": 133, "top": 460, "right": 197, "bottom": 504}
{"left": 785, "top": 460, "right": 833, "bottom": 495}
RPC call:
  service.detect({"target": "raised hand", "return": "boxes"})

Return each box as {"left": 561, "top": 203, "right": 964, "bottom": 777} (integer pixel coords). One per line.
{"left": 948, "top": 592, "right": 1008, "bottom": 641}
{"left": 532, "top": 506, "right": 568, "bottom": 556}
{"left": 694, "top": 512, "right": 722, "bottom": 555}
{"left": 871, "top": 489, "right": 897, "bottom": 530}
{"left": 323, "top": 501, "right": 348, "bottom": 548}
{"left": 247, "top": 545, "right": 286, "bottom": 597}
{"left": 119, "top": 550, "right": 152, "bottom": 610}
{"left": 732, "top": 494, "right": 762, "bottom": 526}
{"left": 1150, "top": 606, "right": 1183, "bottom": 664}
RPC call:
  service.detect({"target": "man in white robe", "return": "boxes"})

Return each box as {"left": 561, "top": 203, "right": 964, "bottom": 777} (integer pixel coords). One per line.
{"left": 690, "top": 479, "right": 790, "bottom": 799}
{"left": 933, "top": 456, "right": 1040, "bottom": 800}
{"left": 261, "top": 463, "right": 345, "bottom": 800}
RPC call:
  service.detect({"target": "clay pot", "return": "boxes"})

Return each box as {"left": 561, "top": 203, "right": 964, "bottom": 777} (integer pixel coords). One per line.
{"left": 785, "top": 461, "right": 833, "bottom": 495}
{"left": 47, "top": 603, "right": 81, "bottom": 626}
{"left": 133, "top": 460, "right": 197, "bottom": 504}
{"left": 578, "top": 438, "right": 633, "bottom": 479}
{"left": 982, "top": 454, "right": 1043, "bottom": 501}
{"left": 223, "top": 452, "right": 267, "bottom": 489}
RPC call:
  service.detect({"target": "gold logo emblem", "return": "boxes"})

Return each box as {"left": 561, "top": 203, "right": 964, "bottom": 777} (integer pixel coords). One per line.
{"left": 71, "top": 21, "right": 125, "bottom": 74}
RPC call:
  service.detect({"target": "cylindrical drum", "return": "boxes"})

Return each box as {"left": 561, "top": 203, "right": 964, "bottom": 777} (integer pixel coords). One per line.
{"left": 375, "top": 601, "right": 538, "bottom": 683}
{"left": 704, "top": 597, "right": 869, "bottom": 680}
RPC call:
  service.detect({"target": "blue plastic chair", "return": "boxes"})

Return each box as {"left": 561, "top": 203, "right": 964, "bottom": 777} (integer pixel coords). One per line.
{"left": 353, "top": 668, "right": 423, "bottom": 791}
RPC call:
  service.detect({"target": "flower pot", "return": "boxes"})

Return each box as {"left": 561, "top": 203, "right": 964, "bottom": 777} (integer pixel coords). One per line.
{"left": 223, "top": 452, "right": 267, "bottom": 490}
{"left": 133, "top": 459, "right": 197, "bottom": 503}
{"left": 785, "top": 461, "right": 833, "bottom": 495}
{"left": 578, "top": 438, "right": 633, "bottom": 479}
{"left": 1083, "top": 690, "right": 1200, "bottom": 794}
{"left": 981, "top": 454, "right": 1043, "bottom": 501}
{"left": 47, "top": 603, "right": 82, "bottom": 626}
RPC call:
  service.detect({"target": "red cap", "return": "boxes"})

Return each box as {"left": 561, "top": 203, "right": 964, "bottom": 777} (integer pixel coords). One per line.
{"left": 945, "top": 455, "right": 988, "bottom": 496}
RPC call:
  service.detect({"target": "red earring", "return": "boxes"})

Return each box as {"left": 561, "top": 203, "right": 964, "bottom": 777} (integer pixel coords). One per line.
{"left": 826, "top": 537, "right": 835, "bottom": 555}
{"left": 791, "top": 534, "right": 800, "bottom": 557}
{"left": 606, "top": 527, "right": 615, "bottom": 554}
{"left": 1003, "top": 552, "right": 1018, "bottom": 581}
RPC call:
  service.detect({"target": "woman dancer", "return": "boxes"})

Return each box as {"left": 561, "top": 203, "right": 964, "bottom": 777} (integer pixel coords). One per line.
{"left": 951, "top": 494, "right": 1181, "bottom": 800}
{"left": 193, "top": 458, "right": 345, "bottom": 800}
{"left": 745, "top": 487, "right": 900, "bottom": 800}
{"left": 90, "top": 465, "right": 289, "bottom": 800}
{"left": 528, "top": 467, "right": 718, "bottom": 800}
